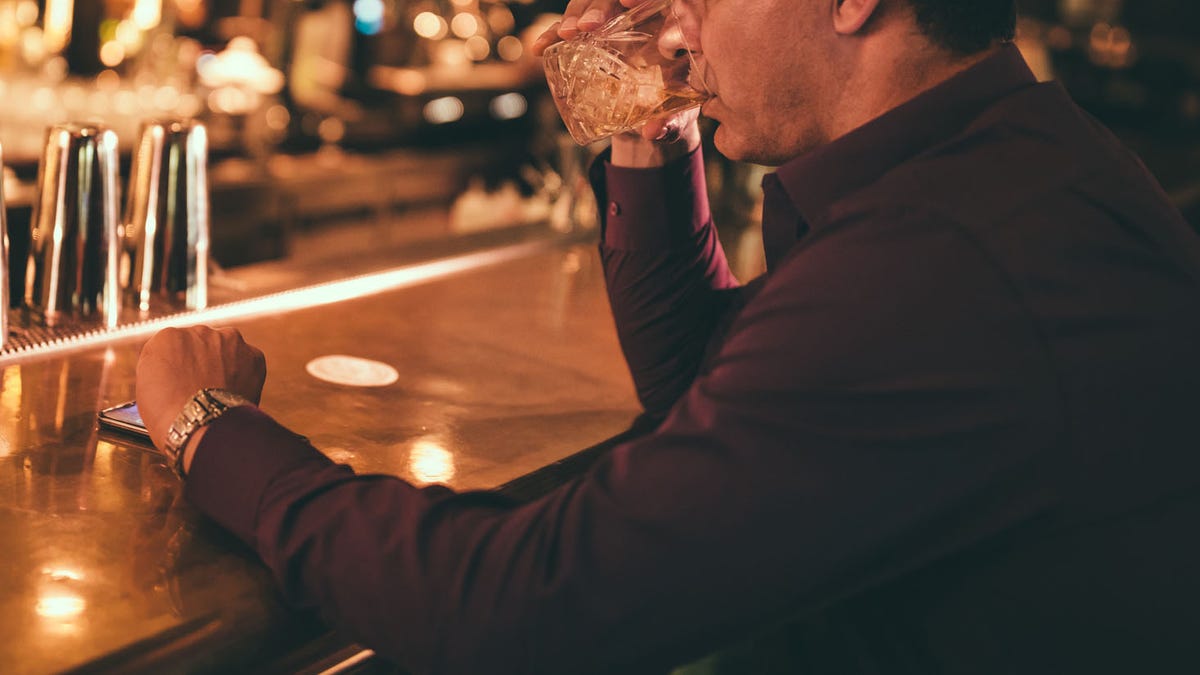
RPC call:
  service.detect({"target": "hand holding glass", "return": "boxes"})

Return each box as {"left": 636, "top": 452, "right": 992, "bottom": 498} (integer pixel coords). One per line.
{"left": 543, "top": 0, "right": 710, "bottom": 145}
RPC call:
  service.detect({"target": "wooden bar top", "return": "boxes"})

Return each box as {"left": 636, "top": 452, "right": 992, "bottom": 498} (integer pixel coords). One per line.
{"left": 0, "top": 241, "right": 640, "bottom": 674}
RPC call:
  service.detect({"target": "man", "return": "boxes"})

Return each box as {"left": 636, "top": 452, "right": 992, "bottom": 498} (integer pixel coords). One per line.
{"left": 136, "top": 0, "right": 1200, "bottom": 672}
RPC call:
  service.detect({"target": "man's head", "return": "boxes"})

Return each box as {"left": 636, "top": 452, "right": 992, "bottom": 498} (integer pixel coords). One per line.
{"left": 689, "top": 0, "right": 1016, "bottom": 165}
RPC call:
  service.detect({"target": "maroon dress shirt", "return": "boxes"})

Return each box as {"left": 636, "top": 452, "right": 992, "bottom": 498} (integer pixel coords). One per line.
{"left": 187, "top": 44, "right": 1200, "bottom": 674}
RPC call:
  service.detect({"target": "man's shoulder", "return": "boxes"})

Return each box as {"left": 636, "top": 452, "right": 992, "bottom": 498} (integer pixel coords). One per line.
{"left": 823, "top": 82, "right": 1190, "bottom": 261}
{"left": 846, "top": 88, "right": 1094, "bottom": 228}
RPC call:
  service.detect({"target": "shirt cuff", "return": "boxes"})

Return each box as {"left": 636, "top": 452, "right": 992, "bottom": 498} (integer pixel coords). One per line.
{"left": 184, "top": 406, "right": 340, "bottom": 546}
{"left": 589, "top": 145, "right": 711, "bottom": 250}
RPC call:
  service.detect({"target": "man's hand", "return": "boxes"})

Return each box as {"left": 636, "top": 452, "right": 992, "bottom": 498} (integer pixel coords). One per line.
{"left": 136, "top": 326, "right": 266, "bottom": 452}
{"left": 532, "top": 0, "right": 641, "bottom": 55}
{"left": 610, "top": 109, "right": 702, "bottom": 167}
{"left": 533, "top": 0, "right": 702, "bottom": 168}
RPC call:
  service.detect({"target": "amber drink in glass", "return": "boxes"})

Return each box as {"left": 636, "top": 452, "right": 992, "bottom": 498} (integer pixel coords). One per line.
{"left": 543, "top": 0, "right": 709, "bottom": 145}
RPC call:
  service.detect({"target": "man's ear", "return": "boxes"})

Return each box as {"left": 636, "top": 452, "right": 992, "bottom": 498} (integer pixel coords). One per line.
{"left": 833, "top": 0, "right": 883, "bottom": 35}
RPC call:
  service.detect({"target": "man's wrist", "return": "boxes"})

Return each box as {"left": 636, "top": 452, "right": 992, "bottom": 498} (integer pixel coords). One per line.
{"left": 610, "top": 124, "right": 701, "bottom": 168}
{"left": 164, "top": 388, "right": 252, "bottom": 477}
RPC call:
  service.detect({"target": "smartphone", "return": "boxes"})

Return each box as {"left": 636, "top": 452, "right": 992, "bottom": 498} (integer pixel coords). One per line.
{"left": 98, "top": 401, "right": 151, "bottom": 440}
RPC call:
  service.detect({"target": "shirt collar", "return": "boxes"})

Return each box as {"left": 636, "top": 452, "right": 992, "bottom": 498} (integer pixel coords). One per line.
{"left": 771, "top": 43, "right": 1038, "bottom": 228}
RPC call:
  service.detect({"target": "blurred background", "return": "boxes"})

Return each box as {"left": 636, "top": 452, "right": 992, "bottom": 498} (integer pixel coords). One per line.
{"left": 1018, "top": 0, "right": 1200, "bottom": 230}
{"left": 0, "top": 0, "right": 1194, "bottom": 280}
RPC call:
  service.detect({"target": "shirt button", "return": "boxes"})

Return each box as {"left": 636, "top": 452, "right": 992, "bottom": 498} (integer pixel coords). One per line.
{"left": 608, "top": 201, "right": 621, "bottom": 217}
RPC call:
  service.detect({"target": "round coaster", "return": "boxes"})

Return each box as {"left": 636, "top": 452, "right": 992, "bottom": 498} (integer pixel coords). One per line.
{"left": 305, "top": 355, "right": 399, "bottom": 387}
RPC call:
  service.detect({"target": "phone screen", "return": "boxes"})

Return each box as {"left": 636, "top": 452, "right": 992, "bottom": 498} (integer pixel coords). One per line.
{"left": 98, "top": 401, "right": 150, "bottom": 439}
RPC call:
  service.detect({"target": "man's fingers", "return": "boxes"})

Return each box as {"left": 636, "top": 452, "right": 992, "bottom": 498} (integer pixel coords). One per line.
{"left": 576, "top": 6, "right": 607, "bottom": 30}
{"left": 145, "top": 325, "right": 181, "bottom": 346}
{"left": 532, "top": 21, "right": 562, "bottom": 56}
{"left": 559, "top": 0, "right": 621, "bottom": 37}
{"left": 558, "top": 0, "right": 590, "bottom": 35}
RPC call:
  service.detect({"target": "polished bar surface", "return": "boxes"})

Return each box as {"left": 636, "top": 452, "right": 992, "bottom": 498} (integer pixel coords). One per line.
{"left": 0, "top": 242, "right": 639, "bottom": 673}
{"left": 0, "top": 238, "right": 559, "bottom": 365}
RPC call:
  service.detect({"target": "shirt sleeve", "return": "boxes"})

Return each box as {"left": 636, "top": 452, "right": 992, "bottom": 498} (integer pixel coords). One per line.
{"left": 590, "top": 146, "right": 742, "bottom": 417}
{"left": 184, "top": 207, "right": 1062, "bottom": 675}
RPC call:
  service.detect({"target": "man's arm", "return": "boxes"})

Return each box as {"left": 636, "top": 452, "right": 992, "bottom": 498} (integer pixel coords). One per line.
{"left": 534, "top": 0, "right": 732, "bottom": 417}
{"left": 594, "top": 135, "right": 742, "bottom": 416}
{"left": 174, "top": 208, "right": 1061, "bottom": 675}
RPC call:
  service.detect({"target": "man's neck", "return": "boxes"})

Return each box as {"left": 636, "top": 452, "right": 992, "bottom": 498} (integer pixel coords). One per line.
{"left": 822, "top": 40, "right": 1001, "bottom": 143}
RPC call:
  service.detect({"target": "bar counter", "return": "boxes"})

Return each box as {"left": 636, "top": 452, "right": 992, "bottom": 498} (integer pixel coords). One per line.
{"left": 0, "top": 239, "right": 642, "bottom": 674}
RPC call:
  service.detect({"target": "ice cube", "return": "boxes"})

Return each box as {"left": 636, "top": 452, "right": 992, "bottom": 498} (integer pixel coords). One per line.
{"left": 631, "top": 65, "right": 665, "bottom": 109}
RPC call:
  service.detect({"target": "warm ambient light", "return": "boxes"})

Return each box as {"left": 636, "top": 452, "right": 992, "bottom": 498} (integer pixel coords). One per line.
{"left": 15, "top": 1, "right": 38, "bottom": 27}
{"left": 306, "top": 355, "right": 399, "bottom": 387}
{"left": 115, "top": 19, "right": 141, "bottom": 48}
{"left": 131, "top": 0, "right": 162, "bottom": 30}
{"left": 36, "top": 592, "right": 85, "bottom": 619}
{"left": 390, "top": 68, "right": 427, "bottom": 95}
{"left": 99, "top": 40, "right": 125, "bottom": 67}
{"left": 450, "top": 12, "right": 478, "bottom": 39}
{"left": 197, "top": 37, "right": 285, "bottom": 95}
{"left": 423, "top": 96, "right": 464, "bottom": 124}
{"left": 43, "top": 0, "right": 73, "bottom": 53}
{"left": 487, "top": 6, "right": 515, "bottom": 34}
{"left": 496, "top": 35, "right": 522, "bottom": 61}
{"left": 0, "top": 366, "right": 20, "bottom": 457}
{"left": 465, "top": 35, "right": 489, "bottom": 61}
{"left": 41, "top": 567, "right": 84, "bottom": 582}
{"left": 489, "top": 92, "right": 527, "bottom": 120}
{"left": 409, "top": 438, "right": 456, "bottom": 485}
{"left": 413, "top": 11, "right": 448, "bottom": 40}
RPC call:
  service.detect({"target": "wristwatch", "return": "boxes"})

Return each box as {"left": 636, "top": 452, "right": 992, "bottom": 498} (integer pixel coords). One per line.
{"left": 163, "top": 388, "right": 251, "bottom": 476}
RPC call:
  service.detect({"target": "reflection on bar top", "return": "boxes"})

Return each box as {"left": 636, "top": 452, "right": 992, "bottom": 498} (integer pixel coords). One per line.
{"left": 0, "top": 239, "right": 557, "bottom": 367}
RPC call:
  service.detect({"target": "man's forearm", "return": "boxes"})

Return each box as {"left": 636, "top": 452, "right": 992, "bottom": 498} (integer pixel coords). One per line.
{"left": 594, "top": 141, "right": 740, "bottom": 415}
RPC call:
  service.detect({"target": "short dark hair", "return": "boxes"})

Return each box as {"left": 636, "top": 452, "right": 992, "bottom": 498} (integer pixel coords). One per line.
{"left": 905, "top": 0, "right": 1017, "bottom": 54}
